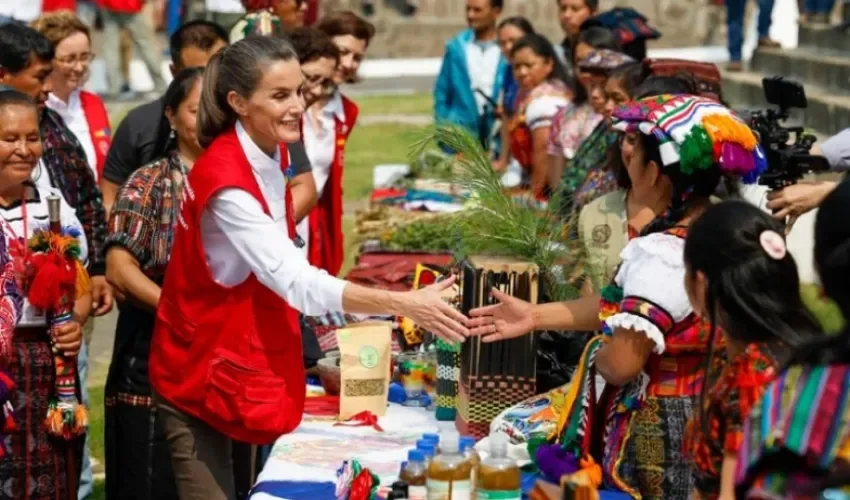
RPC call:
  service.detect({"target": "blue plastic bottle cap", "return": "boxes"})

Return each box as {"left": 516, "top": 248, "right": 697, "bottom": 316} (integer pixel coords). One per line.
{"left": 459, "top": 436, "right": 476, "bottom": 451}
{"left": 419, "top": 443, "right": 436, "bottom": 457}
{"left": 408, "top": 449, "right": 425, "bottom": 462}
{"left": 423, "top": 433, "right": 440, "bottom": 442}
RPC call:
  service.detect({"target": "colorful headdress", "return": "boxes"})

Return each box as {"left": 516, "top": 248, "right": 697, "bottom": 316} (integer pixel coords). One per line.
{"left": 610, "top": 94, "right": 767, "bottom": 184}
{"left": 577, "top": 49, "right": 635, "bottom": 73}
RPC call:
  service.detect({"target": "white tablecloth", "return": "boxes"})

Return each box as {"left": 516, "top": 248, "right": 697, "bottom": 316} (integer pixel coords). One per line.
{"left": 252, "top": 402, "right": 456, "bottom": 500}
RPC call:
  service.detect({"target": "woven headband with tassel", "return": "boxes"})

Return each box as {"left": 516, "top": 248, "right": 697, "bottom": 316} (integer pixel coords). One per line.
{"left": 611, "top": 94, "right": 767, "bottom": 184}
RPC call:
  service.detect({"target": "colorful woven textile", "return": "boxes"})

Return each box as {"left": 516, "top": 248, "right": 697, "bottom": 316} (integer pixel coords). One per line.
{"left": 735, "top": 363, "right": 850, "bottom": 498}
{"left": 687, "top": 343, "right": 781, "bottom": 498}
{"left": 435, "top": 339, "right": 461, "bottom": 421}
{"left": 584, "top": 8, "right": 661, "bottom": 45}
{"left": 611, "top": 94, "right": 767, "bottom": 183}
{"left": 646, "top": 58, "right": 723, "bottom": 101}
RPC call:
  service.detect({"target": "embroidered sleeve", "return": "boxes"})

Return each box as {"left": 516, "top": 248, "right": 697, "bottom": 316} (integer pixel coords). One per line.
{"left": 604, "top": 233, "right": 691, "bottom": 354}
{"left": 526, "top": 96, "right": 569, "bottom": 131}
{"left": 105, "top": 165, "right": 161, "bottom": 266}
{"left": 42, "top": 110, "right": 108, "bottom": 276}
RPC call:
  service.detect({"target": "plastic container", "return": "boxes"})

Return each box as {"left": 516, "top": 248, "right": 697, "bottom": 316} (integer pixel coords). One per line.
{"left": 417, "top": 441, "right": 436, "bottom": 466}
{"left": 399, "top": 450, "right": 427, "bottom": 500}
{"left": 426, "top": 432, "right": 473, "bottom": 500}
{"left": 476, "top": 432, "right": 521, "bottom": 500}
{"left": 459, "top": 436, "right": 481, "bottom": 497}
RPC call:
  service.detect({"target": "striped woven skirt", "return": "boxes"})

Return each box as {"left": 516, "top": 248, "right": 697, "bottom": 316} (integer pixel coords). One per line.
{"left": 0, "top": 328, "right": 83, "bottom": 500}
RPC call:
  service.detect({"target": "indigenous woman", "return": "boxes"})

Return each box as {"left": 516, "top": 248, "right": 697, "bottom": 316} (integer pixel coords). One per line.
{"left": 466, "top": 94, "right": 766, "bottom": 499}
{"left": 103, "top": 68, "right": 204, "bottom": 500}
{"left": 492, "top": 16, "right": 535, "bottom": 175}
{"left": 683, "top": 201, "right": 818, "bottom": 499}
{"left": 149, "top": 36, "right": 468, "bottom": 499}
{"left": 289, "top": 27, "right": 348, "bottom": 275}
{"left": 0, "top": 89, "right": 88, "bottom": 500}
{"left": 547, "top": 48, "right": 632, "bottom": 195}
{"left": 736, "top": 180, "right": 850, "bottom": 499}
{"left": 575, "top": 75, "right": 697, "bottom": 291}
{"left": 508, "top": 33, "right": 571, "bottom": 200}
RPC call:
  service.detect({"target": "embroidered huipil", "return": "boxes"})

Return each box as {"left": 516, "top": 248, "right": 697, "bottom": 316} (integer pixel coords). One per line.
{"left": 547, "top": 102, "right": 602, "bottom": 161}
{"left": 555, "top": 227, "right": 721, "bottom": 500}
{"left": 686, "top": 343, "right": 781, "bottom": 499}
{"left": 509, "top": 79, "right": 571, "bottom": 171}
{"left": 39, "top": 108, "right": 107, "bottom": 275}
{"left": 735, "top": 362, "right": 850, "bottom": 499}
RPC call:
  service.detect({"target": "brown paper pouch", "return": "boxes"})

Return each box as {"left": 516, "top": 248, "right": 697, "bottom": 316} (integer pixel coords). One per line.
{"left": 336, "top": 321, "right": 392, "bottom": 419}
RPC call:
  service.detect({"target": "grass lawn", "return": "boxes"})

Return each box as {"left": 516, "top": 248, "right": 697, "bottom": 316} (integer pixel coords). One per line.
{"left": 352, "top": 92, "right": 432, "bottom": 117}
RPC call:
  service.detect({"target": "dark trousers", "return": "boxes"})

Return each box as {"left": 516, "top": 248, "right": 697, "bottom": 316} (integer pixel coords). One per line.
{"left": 805, "top": 0, "right": 836, "bottom": 12}
{"left": 726, "top": 0, "right": 776, "bottom": 61}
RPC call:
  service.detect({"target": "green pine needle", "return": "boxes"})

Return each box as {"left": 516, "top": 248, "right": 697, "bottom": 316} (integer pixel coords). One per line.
{"left": 409, "top": 125, "right": 586, "bottom": 302}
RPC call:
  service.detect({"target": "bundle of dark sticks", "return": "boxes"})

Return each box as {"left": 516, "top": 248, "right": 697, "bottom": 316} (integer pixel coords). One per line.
{"left": 457, "top": 257, "right": 539, "bottom": 380}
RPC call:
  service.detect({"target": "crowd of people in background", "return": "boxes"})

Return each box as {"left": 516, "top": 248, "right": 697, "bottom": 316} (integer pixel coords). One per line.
{"left": 0, "top": 0, "right": 847, "bottom": 499}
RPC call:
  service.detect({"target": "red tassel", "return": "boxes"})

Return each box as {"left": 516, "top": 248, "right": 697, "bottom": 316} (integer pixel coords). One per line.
{"left": 334, "top": 411, "right": 384, "bottom": 432}
{"left": 27, "top": 253, "right": 76, "bottom": 311}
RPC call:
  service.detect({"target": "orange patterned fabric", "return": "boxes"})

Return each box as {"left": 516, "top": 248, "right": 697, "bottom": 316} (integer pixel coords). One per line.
{"left": 687, "top": 343, "right": 780, "bottom": 498}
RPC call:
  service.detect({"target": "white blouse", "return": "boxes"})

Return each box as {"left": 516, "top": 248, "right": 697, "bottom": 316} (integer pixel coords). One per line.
{"left": 47, "top": 91, "right": 98, "bottom": 181}
{"left": 198, "top": 122, "right": 347, "bottom": 316}
{"left": 0, "top": 185, "right": 88, "bottom": 327}
{"left": 603, "top": 233, "right": 692, "bottom": 354}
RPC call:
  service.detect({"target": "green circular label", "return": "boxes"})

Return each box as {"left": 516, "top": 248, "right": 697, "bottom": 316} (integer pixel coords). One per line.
{"left": 359, "top": 346, "right": 379, "bottom": 368}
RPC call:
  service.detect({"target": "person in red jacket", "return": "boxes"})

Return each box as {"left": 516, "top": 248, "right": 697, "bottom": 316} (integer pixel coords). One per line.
{"left": 150, "top": 35, "right": 469, "bottom": 499}
{"left": 34, "top": 12, "right": 111, "bottom": 181}
{"left": 305, "top": 11, "right": 374, "bottom": 276}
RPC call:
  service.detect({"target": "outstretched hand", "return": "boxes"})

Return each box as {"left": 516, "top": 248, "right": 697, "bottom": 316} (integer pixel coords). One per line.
{"left": 401, "top": 275, "right": 469, "bottom": 343}
{"left": 466, "top": 288, "right": 535, "bottom": 342}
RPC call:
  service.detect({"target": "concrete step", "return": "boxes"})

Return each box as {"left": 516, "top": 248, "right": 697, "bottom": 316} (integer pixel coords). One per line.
{"left": 750, "top": 46, "right": 850, "bottom": 96}
{"left": 722, "top": 68, "right": 850, "bottom": 136}
{"left": 798, "top": 24, "right": 850, "bottom": 52}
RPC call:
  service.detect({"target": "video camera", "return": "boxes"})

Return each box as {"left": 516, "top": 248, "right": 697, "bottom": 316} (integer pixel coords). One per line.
{"left": 744, "top": 76, "right": 830, "bottom": 189}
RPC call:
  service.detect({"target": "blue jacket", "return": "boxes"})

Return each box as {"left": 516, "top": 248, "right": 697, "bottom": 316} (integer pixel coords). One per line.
{"left": 433, "top": 29, "right": 508, "bottom": 144}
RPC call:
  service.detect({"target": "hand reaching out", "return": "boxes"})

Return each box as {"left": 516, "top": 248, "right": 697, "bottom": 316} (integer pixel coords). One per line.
{"left": 466, "top": 288, "right": 535, "bottom": 342}
{"left": 400, "top": 275, "right": 469, "bottom": 343}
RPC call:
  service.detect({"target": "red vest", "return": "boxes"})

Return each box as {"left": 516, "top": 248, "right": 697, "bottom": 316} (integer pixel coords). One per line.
{"left": 95, "top": 0, "right": 142, "bottom": 13}
{"left": 150, "top": 128, "right": 304, "bottom": 445}
{"left": 79, "top": 91, "right": 111, "bottom": 179}
{"left": 307, "top": 95, "right": 359, "bottom": 276}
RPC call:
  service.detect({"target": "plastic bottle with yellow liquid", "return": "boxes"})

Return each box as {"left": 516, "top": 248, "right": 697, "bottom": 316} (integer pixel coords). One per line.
{"left": 459, "top": 436, "right": 480, "bottom": 497}
{"left": 426, "top": 432, "right": 473, "bottom": 500}
{"left": 400, "top": 449, "right": 428, "bottom": 500}
{"left": 476, "top": 432, "right": 520, "bottom": 500}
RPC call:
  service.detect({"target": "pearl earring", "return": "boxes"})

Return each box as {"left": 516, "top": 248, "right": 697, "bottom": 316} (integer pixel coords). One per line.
{"left": 169, "top": 128, "right": 176, "bottom": 140}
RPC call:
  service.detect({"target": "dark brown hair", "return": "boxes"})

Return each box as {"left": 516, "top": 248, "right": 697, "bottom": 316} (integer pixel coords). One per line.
{"left": 316, "top": 11, "right": 376, "bottom": 46}
{"left": 288, "top": 27, "right": 340, "bottom": 65}
{"left": 198, "top": 35, "right": 298, "bottom": 148}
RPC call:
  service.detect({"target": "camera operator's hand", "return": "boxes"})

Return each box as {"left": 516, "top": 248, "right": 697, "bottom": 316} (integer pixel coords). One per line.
{"left": 766, "top": 181, "right": 838, "bottom": 219}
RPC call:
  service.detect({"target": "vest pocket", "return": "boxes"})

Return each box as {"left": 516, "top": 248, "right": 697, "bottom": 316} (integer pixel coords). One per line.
{"left": 157, "top": 298, "right": 196, "bottom": 347}
{"left": 202, "top": 354, "right": 292, "bottom": 440}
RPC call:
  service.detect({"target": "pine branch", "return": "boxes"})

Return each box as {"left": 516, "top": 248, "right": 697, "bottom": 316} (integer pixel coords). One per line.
{"left": 410, "top": 125, "right": 589, "bottom": 302}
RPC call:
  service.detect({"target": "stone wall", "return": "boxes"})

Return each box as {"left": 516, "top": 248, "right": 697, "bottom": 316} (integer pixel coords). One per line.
{"left": 323, "top": 0, "right": 724, "bottom": 58}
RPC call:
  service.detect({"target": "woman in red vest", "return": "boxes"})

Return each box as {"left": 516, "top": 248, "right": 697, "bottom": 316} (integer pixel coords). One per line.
{"left": 34, "top": 12, "right": 111, "bottom": 181}
{"left": 150, "top": 36, "right": 469, "bottom": 499}
{"left": 289, "top": 27, "right": 350, "bottom": 275}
